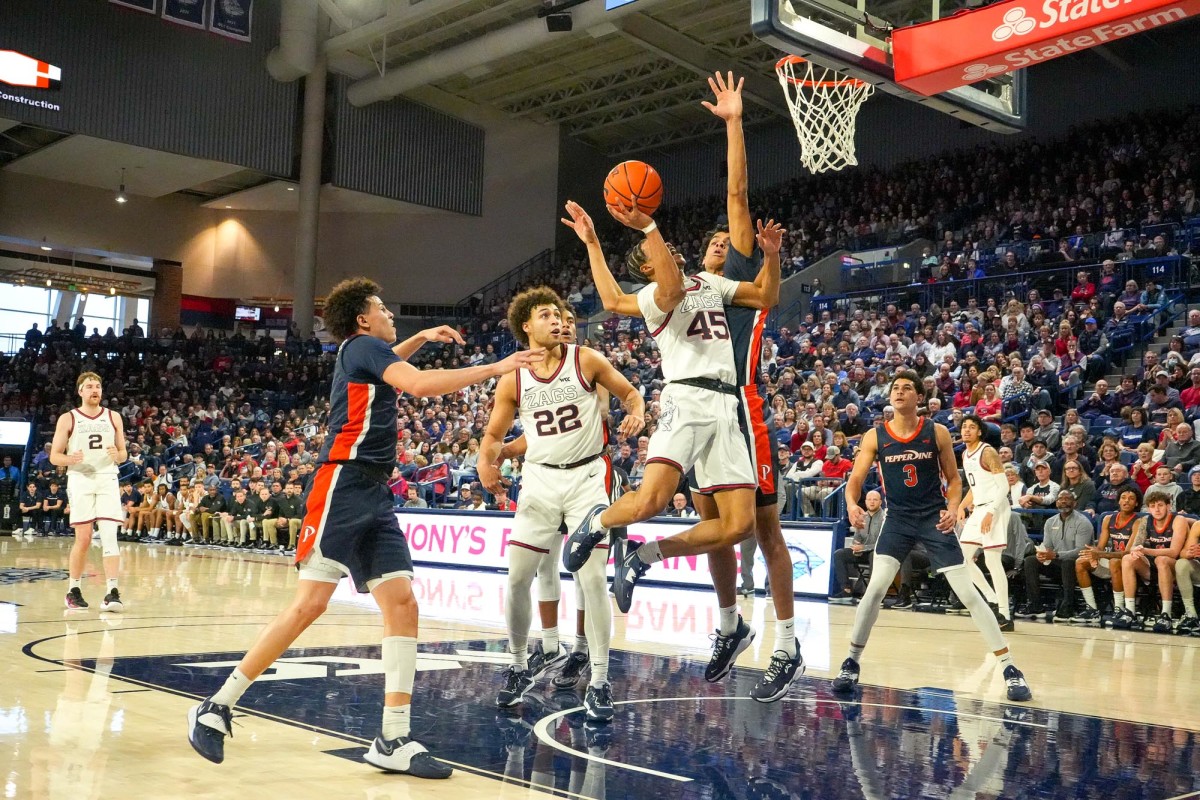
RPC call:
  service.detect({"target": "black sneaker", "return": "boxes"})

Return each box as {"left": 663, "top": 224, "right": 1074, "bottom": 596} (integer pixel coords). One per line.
{"left": 750, "top": 650, "right": 804, "bottom": 703}
{"left": 64, "top": 587, "right": 88, "bottom": 610}
{"left": 704, "top": 616, "right": 756, "bottom": 683}
{"left": 1110, "top": 607, "right": 1136, "bottom": 630}
{"left": 1003, "top": 664, "right": 1032, "bottom": 702}
{"left": 1053, "top": 607, "right": 1073, "bottom": 623}
{"left": 1013, "top": 604, "right": 1040, "bottom": 620}
{"left": 496, "top": 665, "right": 535, "bottom": 707}
{"left": 831, "top": 657, "right": 860, "bottom": 695}
{"left": 1071, "top": 607, "right": 1102, "bottom": 626}
{"left": 364, "top": 735, "right": 453, "bottom": 778}
{"left": 583, "top": 681, "right": 614, "bottom": 722}
{"left": 612, "top": 541, "right": 650, "bottom": 614}
{"left": 166, "top": 538, "right": 184, "bottom": 547}
{"left": 947, "top": 595, "right": 967, "bottom": 615}
{"left": 892, "top": 589, "right": 913, "bottom": 610}
{"left": 188, "top": 698, "right": 233, "bottom": 763}
{"left": 552, "top": 651, "right": 590, "bottom": 688}
{"left": 563, "top": 504, "right": 609, "bottom": 573}
{"left": 1152, "top": 613, "right": 1174, "bottom": 634}
{"left": 1175, "top": 615, "right": 1199, "bottom": 636}
{"left": 101, "top": 588, "right": 123, "bottom": 612}
{"left": 527, "top": 642, "right": 569, "bottom": 680}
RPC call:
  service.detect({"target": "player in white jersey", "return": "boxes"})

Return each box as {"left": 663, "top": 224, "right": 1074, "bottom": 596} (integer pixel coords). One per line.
{"left": 560, "top": 199, "right": 778, "bottom": 616}
{"left": 480, "top": 287, "right": 644, "bottom": 722}
{"left": 49, "top": 372, "right": 128, "bottom": 611}
{"left": 957, "top": 415, "right": 1014, "bottom": 630}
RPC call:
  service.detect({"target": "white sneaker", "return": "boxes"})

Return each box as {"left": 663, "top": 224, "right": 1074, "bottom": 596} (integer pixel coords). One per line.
{"left": 364, "top": 736, "right": 452, "bottom": 778}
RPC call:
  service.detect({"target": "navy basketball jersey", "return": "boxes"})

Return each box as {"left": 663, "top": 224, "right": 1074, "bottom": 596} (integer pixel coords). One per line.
{"left": 319, "top": 334, "right": 403, "bottom": 469}
{"left": 721, "top": 245, "right": 766, "bottom": 387}
{"left": 1106, "top": 511, "right": 1140, "bottom": 552}
{"left": 1144, "top": 513, "right": 1176, "bottom": 549}
{"left": 875, "top": 418, "right": 945, "bottom": 515}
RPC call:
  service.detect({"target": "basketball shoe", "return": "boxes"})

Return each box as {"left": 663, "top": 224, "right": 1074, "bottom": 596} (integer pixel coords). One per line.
{"left": 612, "top": 540, "right": 650, "bottom": 613}
{"left": 364, "top": 736, "right": 453, "bottom": 778}
{"left": 564, "top": 505, "right": 608, "bottom": 573}
{"left": 552, "top": 651, "right": 590, "bottom": 688}
{"left": 831, "top": 657, "right": 860, "bottom": 695}
{"left": 1003, "top": 665, "right": 1032, "bottom": 702}
{"left": 527, "top": 642, "right": 569, "bottom": 680}
{"left": 64, "top": 587, "right": 88, "bottom": 610}
{"left": 188, "top": 698, "right": 233, "bottom": 763}
{"left": 750, "top": 650, "right": 804, "bottom": 703}
{"left": 101, "top": 588, "right": 123, "bottom": 612}
{"left": 496, "top": 665, "right": 535, "bottom": 707}
{"left": 583, "top": 682, "right": 614, "bottom": 722}
{"left": 704, "top": 615, "right": 755, "bottom": 682}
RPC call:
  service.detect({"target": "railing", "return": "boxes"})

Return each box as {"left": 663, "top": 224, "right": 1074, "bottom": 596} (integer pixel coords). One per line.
{"left": 453, "top": 248, "right": 555, "bottom": 318}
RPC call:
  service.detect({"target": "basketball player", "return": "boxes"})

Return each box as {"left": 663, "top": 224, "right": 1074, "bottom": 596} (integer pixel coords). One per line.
{"left": 187, "top": 278, "right": 542, "bottom": 777}
{"left": 831, "top": 370, "right": 1032, "bottom": 702}
{"left": 957, "top": 414, "right": 1015, "bottom": 631}
{"left": 1173, "top": 519, "right": 1200, "bottom": 635}
{"left": 559, "top": 203, "right": 781, "bottom": 642}
{"left": 49, "top": 372, "right": 127, "bottom": 611}
{"left": 481, "top": 287, "right": 644, "bottom": 721}
{"left": 1118, "top": 488, "right": 1186, "bottom": 632}
{"left": 1074, "top": 486, "right": 1139, "bottom": 626}
{"left": 686, "top": 71, "right": 801, "bottom": 701}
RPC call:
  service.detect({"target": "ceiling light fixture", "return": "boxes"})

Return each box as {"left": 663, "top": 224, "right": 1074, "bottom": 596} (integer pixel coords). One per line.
{"left": 45, "top": 279, "right": 52, "bottom": 287}
{"left": 286, "top": 187, "right": 295, "bottom": 192}
{"left": 115, "top": 167, "right": 128, "bottom": 204}
{"left": 274, "top": 304, "right": 280, "bottom": 312}
{"left": 109, "top": 287, "right": 116, "bottom": 295}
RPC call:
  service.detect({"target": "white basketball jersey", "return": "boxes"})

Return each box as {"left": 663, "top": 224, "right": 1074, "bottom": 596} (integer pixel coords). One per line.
{"left": 517, "top": 344, "right": 606, "bottom": 467}
{"left": 66, "top": 408, "right": 118, "bottom": 478}
{"left": 963, "top": 443, "right": 1009, "bottom": 509}
{"left": 637, "top": 273, "right": 739, "bottom": 385}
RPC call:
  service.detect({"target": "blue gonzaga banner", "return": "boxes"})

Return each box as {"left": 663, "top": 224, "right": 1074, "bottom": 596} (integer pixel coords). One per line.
{"left": 162, "top": 0, "right": 208, "bottom": 29}
{"left": 110, "top": 0, "right": 158, "bottom": 12}
{"left": 210, "top": 0, "right": 253, "bottom": 42}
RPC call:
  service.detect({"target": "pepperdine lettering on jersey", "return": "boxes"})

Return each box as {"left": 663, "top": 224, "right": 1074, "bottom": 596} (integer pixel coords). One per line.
{"left": 881, "top": 449, "right": 937, "bottom": 464}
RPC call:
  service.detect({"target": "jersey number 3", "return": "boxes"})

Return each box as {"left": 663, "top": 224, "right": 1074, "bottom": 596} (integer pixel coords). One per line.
{"left": 533, "top": 405, "right": 581, "bottom": 437}
{"left": 902, "top": 464, "right": 918, "bottom": 487}
{"left": 686, "top": 311, "right": 728, "bottom": 341}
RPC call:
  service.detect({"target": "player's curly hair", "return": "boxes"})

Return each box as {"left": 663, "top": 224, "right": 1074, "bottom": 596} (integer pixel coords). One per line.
{"left": 507, "top": 286, "right": 564, "bottom": 347}
{"left": 323, "top": 277, "right": 381, "bottom": 341}
{"left": 1144, "top": 488, "right": 1174, "bottom": 507}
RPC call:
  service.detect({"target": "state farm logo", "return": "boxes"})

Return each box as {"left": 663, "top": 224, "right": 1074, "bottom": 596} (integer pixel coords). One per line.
{"left": 991, "top": 7, "right": 1037, "bottom": 40}
{"left": 0, "top": 51, "right": 61, "bottom": 90}
{"left": 962, "top": 63, "right": 1010, "bottom": 82}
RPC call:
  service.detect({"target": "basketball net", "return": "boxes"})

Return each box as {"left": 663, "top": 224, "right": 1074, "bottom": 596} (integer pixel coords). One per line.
{"left": 775, "top": 56, "right": 874, "bottom": 173}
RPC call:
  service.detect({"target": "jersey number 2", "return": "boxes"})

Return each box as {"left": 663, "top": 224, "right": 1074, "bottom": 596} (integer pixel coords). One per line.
{"left": 902, "top": 464, "right": 918, "bottom": 487}
{"left": 87, "top": 434, "right": 104, "bottom": 450}
{"left": 686, "top": 311, "right": 728, "bottom": 341}
{"left": 533, "top": 405, "right": 581, "bottom": 437}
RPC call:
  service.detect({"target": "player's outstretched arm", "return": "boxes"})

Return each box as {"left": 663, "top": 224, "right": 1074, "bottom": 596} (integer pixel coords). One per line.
{"left": 392, "top": 325, "right": 465, "bottom": 361}
{"left": 498, "top": 434, "right": 527, "bottom": 462}
{"left": 731, "top": 219, "right": 784, "bottom": 309}
{"left": 478, "top": 373, "right": 518, "bottom": 494}
{"left": 48, "top": 413, "right": 83, "bottom": 467}
{"left": 844, "top": 428, "right": 878, "bottom": 529}
{"left": 382, "top": 349, "right": 543, "bottom": 398}
{"left": 935, "top": 423, "right": 962, "bottom": 531}
{"left": 702, "top": 71, "right": 753, "bottom": 257}
{"left": 606, "top": 201, "right": 683, "bottom": 314}
{"left": 561, "top": 200, "right": 641, "bottom": 318}
{"left": 581, "top": 348, "right": 645, "bottom": 441}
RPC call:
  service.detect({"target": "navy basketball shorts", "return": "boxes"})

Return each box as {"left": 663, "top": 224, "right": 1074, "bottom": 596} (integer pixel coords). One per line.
{"left": 295, "top": 462, "right": 414, "bottom": 593}
{"left": 874, "top": 509, "right": 965, "bottom": 572}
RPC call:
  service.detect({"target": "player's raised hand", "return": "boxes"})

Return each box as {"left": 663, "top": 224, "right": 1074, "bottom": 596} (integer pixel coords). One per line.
{"left": 560, "top": 201, "right": 598, "bottom": 244}
{"left": 421, "top": 325, "right": 464, "bottom": 346}
{"left": 847, "top": 502, "right": 865, "bottom": 530}
{"left": 498, "top": 347, "right": 546, "bottom": 374}
{"left": 106, "top": 445, "right": 120, "bottom": 463}
{"left": 605, "top": 200, "right": 653, "bottom": 232}
{"left": 617, "top": 412, "right": 644, "bottom": 441}
{"left": 701, "top": 70, "right": 744, "bottom": 121}
{"left": 756, "top": 218, "right": 785, "bottom": 256}
{"left": 67, "top": 450, "right": 84, "bottom": 465}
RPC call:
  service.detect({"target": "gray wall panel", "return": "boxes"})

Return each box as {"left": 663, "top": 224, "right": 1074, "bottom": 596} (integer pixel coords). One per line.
{"left": 329, "top": 77, "right": 484, "bottom": 214}
{"left": 0, "top": 0, "right": 297, "bottom": 175}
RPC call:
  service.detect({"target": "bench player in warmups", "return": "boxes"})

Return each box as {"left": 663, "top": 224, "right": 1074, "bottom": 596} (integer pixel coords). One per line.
{"left": 480, "top": 287, "right": 644, "bottom": 722}
{"left": 957, "top": 414, "right": 1016, "bottom": 631}
{"left": 50, "top": 371, "right": 128, "bottom": 611}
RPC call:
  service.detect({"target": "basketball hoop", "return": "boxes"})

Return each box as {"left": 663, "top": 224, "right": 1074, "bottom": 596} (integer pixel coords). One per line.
{"left": 775, "top": 55, "right": 874, "bottom": 173}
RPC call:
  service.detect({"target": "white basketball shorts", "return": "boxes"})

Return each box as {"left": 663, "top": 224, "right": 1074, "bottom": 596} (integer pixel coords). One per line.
{"left": 67, "top": 473, "right": 124, "bottom": 526}
{"left": 960, "top": 504, "right": 1010, "bottom": 549}
{"left": 646, "top": 383, "right": 755, "bottom": 494}
{"left": 509, "top": 456, "right": 615, "bottom": 554}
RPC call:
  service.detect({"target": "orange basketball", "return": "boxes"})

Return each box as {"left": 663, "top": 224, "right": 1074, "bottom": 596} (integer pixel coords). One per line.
{"left": 603, "top": 160, "right": 663, "bottom": 217}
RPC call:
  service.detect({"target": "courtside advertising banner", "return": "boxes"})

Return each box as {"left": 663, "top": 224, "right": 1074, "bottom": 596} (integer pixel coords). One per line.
{"left": 893, "top": 0, "right": 1200, "bottom": 95}
{"left": 394, "top": 509, "right": 834, "bottom": 597}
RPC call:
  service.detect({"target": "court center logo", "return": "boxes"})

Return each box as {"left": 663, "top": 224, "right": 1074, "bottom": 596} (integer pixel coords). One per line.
{"left": 991, "top": 7, "right": 1036, "bottom": 41}
{"left": 0, "top": 567, "right": 69, "bottom": 584}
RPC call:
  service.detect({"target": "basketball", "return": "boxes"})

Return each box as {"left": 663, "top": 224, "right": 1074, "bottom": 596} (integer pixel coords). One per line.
{"left": 603, "top": 160, "right": 663, "bottom": 217}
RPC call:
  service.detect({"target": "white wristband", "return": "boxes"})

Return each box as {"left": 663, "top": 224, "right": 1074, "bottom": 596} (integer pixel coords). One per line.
{"left": 640, "top": 221, "right": 657, "bottom": 235}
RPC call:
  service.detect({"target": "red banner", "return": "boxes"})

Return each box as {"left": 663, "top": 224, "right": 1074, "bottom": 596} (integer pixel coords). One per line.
{"left": 893, "top": 0, "right": 1200, "bottom": 96}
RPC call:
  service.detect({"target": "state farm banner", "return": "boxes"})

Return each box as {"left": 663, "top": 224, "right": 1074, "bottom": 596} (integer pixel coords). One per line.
{"left": 395, "top": 509, "right": 835, "bottom": 596}
{"left": 110, "top": 0, "right": 158, "bottom": 12}
{"left": 893, "top": 0, "right": 1200, "bottom": 95}
{"left": 210, "top": 0, "right": 253, "bottom": 42}
{"left": 162, "top": 0, "right": 208, "bottom": 29}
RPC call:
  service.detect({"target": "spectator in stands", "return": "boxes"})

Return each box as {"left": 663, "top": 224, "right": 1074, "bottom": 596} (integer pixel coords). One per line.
{"left": 1077, "top": 318, "right": 1109, "bottom": 382}
{"left": 1145, "top": 385, "right": 1182, "bottom": 425}
{"left": 1096, "top": 463, "right": 1138, "bottom": 515}
{"left": 668, "top": 493, "right": 697, "bottom": 519}
{"left": 1131, "top": 278, "right": 1167, "bottom": 316}
{"left": 1130, "top": 442, "right": 1164, "bottom": 493}
{"left": 1180, "top": 470, "right": 1200, "bottom": 516}
{"left": 492, "top": 487, "right": 516, "bottom": 512}
{"left": 1164, "top": 423, "right": 1200, "bottom": 474}
{"left": 1077, "top": 379, "right": 1119, "bottom": 420}
{"left": 403, "top": 486, "right": 428, "bottom": 509}
{"left": 830, "top": 489, "right": 883, "bottom": 604}
{"left": 1180, "top": 367, "right": 1200, "bottom": 412}
{"left": 1147, "top": 466, "right": 1183, "bottom": 510}
{"left": 1070, "top": 271, "right": 1096, "bottom": 310}
{"left": 974, "top": 383, "right": 1003, "bottom": 423}
{"left": 1018, "top": 460, "right": 1059, "bottom": 535}
{"left": 1058, "top": 461, "right": 1096, "bottom": 517}
{"left": 801, "top": 445, "right": 849, "bottom": 517}
{"left": 0, "top": 455, "right": 18, "bottom": 483}
{"left": 1033, "top": 410, "right": 1062, "bottom": 451}
{"left": 466, "top": 491, "right": 487, "bottom": 512}
{"left": 1015, "top": 489, "right": 1093, "bottom": 620}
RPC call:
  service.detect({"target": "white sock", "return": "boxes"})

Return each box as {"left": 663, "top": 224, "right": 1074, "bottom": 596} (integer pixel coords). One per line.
{"left": 997, "top": 651, "right": 1014, "bottom": 669}
{"left": 848, "top": 642, "right": 865, "bottom": 661}
{"left": 1183, "top": 598, "right": 1197, "bottom": 618}
{"left": 1125, "top": 597, "right": 1138, "bottom": 613}
{"left": 510, "top": 644, "right": 528, "bottom": 669}
{"left": 1082, "top": 586, "right": 1097, "bottom": 609}
{"left": 1163, "top": 599, "right": 1173, "bottom": 617}
{"left": 1114, "top": 591, "right": 1125, "bottom": 609}
{"left": 590, "top": 660, "right": 609, "bottom": 686}
{"left": 718, "top": 605, "right": 739, "bottom": 636}
{"left": 574, "top": 634, "right": 589, "bottom": 653}
{"left": 542, "top": 626, "right": 559, "bottom": 654}
{"left": 637, "top": 540, "right": 664, "bottom": 565}
{"left": 775, "top": 618, "right": 797, "bottom": 658}
{"left": 382, "top": 704, "right": 411, "bottom": 740}
{"left": 212, "top": 668, "right": 252, "bottom": 707}
{"left": 69, "top": 578, "right": 81, "bottom": 591}
{"left": 106, "top": 579, "right": 118, "bottom": 592}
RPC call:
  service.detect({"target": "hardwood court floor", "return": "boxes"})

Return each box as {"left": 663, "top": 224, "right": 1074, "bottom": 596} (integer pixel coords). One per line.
{"left": 1, "top": 537, "right": 1198, "bottom": 799}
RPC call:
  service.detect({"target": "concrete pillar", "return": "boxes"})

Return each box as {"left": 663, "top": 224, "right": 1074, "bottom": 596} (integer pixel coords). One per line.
{"left": 151, "top": 259, "right": 183, "bottom": 333}
{"left": 292, "top": 49, "right": 328, "bottom": 338}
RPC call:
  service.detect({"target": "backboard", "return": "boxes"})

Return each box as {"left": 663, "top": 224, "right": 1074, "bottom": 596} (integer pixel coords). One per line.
{"left": 751, "top": 0, "right": 1026, "bottom": 133}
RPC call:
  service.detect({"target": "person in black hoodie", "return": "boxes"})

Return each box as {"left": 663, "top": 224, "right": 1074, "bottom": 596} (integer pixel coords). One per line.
{"left": 18, "top": 481, "right": 42, "bottom": 538}
{"left": 42, "top": 480, "right": 67, "bottom": 535}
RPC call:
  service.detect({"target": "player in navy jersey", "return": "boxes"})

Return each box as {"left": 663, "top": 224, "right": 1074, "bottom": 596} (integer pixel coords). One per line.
{"left": 831, "top": 369, "right": 1033, "bottom": 702}
{"left": 188, "top": 277, "right": 542, "bottom": 778}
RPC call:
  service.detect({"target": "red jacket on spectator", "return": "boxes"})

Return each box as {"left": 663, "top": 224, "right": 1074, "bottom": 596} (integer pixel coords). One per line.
{"left": 820, "top": 456, "right": 853, "bottom": 485}
{"left": 1130, "top": 458, "right": 1163, "bottom": 493}
{"left": 1182, "top": 385, "right": 1200, "bottom": 409}
{"left": 1071, "top": 281, "right": 1096, "bottom": 305}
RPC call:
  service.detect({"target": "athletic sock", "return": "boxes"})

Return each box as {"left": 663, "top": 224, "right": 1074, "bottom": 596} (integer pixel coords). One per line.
{"left": 1125, "top": 597, "right": 1138, "bottom": 613}
{"left": 212, "top": 668, "right": 252, "bottom": 707}
{"left": 69, "top": 578, "right": 81, "bottom": 591}
{"left": 1183, "top": 598, "right": 1197, "bottom": 618}
{"left": 848, "top": 642, "right": 865, "bottom": 662}
{"left": 510, "top": 645, "right": 528, "bottom": 670}
{"left": 997, "top": 651, "right": 1014, "bottom": 669}
{"left": 718, "top": 605, "right": 739, "bottom": 636}
{"left": 574, "top": 634, "right": 589, "bottom": 653}
{"left": 542, "top": 626, "right": 560, "bottom": 654}
{"left": 1081, "top": 587, "right": 1097, "bottom": 609}
{"left": 636, "top": 540, "right": 664, "bottom": 565}
{"left": 382, "top": 704, "right": 411, "bottom": 741}
{"left": 106, "top": 579, "right": 118, "bottom": 592}
{"left": 590, "top": 661, "right": 609, "bottom": 686}
{"left": 1114, "top": 591, "right": 1125, "bottom": 610}
{"left": 775, "top": 618, "right": 797, "bottom": 658}
{"left": 1163, "top": 600, "right": 1174, "bottom": 618}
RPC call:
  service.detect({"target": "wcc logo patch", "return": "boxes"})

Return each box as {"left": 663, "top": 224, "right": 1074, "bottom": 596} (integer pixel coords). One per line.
{"left": 0, "top": 567, "right": 69, "bottom": 585}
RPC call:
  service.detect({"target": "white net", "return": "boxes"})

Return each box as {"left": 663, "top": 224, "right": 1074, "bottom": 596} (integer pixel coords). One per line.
{"left": 775, "top": 56, "right": 874, "bottom": 173}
